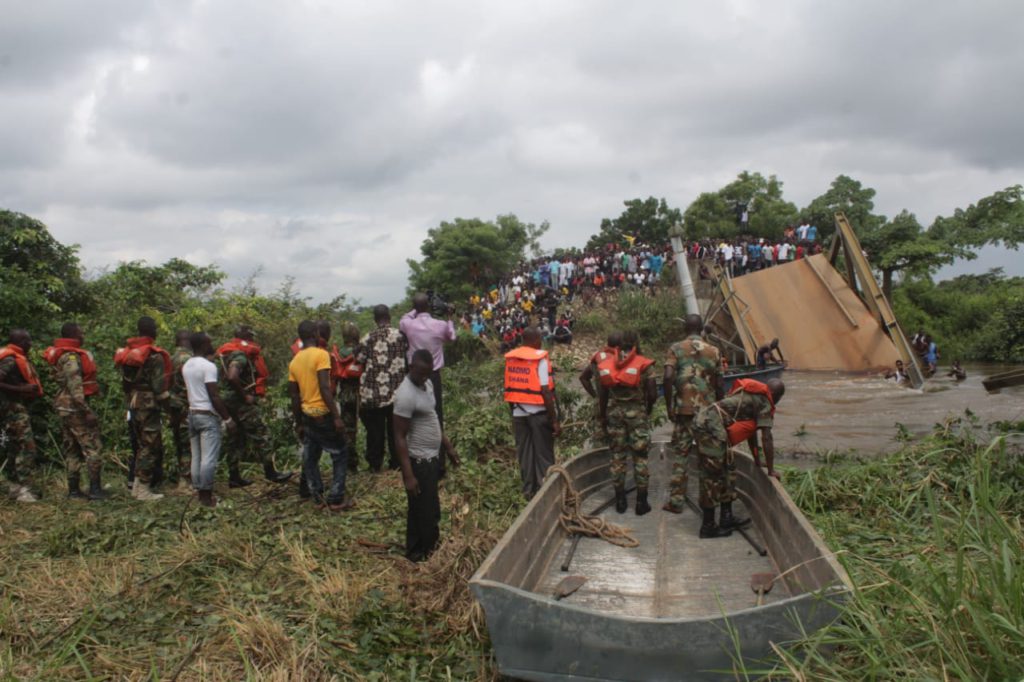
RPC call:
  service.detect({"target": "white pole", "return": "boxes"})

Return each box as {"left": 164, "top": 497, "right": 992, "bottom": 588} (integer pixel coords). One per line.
{"left": 669, "top": 224, "right": 699, "bottom": 314}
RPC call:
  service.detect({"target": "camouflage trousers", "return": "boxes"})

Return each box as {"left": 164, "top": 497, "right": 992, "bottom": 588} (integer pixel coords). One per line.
{"left": 226, "top": 401, "right": 272, "bottom": 469}
{"left": 129, "top": 405, "right": 164, "bottom": 484}
{"left": 0, "top": 402, "right": 36, "bottom": 483}
{"left": 667, "top": 414, "right": 697, "bottom": 510}
{"left": 165, "top": 404, "right": 191, "bottom": 480}
{"left": 340, "top": 398, "right": 359, "bottom": 468}
{"left": 58, "top": 411, "right": 102, "bottom": 478}
{"left": 692, "top": 406, "right": 737, "bottom": 508}
{"left": 606, "top": 401, "right": 650, "bottom": 488}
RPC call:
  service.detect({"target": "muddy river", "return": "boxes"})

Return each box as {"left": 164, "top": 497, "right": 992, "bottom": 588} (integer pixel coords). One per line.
{"left": 770, "top": 363, "right": 1024, "bottom": 461}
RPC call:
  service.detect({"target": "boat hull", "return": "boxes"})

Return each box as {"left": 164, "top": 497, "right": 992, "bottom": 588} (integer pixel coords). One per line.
{"left": 982, "top": 368, "right": 1024, "bottom": 392}
{"left": 470, "top": 447, "right": 850, "bottom": 681}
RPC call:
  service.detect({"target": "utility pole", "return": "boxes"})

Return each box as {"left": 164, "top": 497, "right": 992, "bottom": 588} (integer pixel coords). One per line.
{"left": 669, "top": 223, "right": 699, "bottom": 314}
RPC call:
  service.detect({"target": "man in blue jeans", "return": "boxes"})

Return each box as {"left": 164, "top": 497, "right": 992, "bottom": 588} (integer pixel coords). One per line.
{"left": 181, "top": 332, "right": 235, "bottom": 508}
{"left": 288, "top": 320, "right": 352, "bottom": 510}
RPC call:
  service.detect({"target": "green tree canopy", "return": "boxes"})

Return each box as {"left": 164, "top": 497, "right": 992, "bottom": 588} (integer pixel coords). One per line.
{"left": 0, "top": 209, "right": 89, "bottom": 337}
{"left": 682, "top": 171, "right": 797, "bottom": 239}
{"left": 408, "top": 214, "right": 549, "bottom": 301}
{"left": 860, "top": 210, "right": 966, "bottom": 299}
{"left": 587, "top": 197, "right": 682, "bottom": 249}
{"left": 802, "top": 175, "right": 886, "bottom": 240}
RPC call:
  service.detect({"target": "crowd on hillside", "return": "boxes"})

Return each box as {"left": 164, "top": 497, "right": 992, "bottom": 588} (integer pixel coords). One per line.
{"left": 688, "top": 219, "right": 825, "bottom": 278}
{"left": 456, "top": 242, "right": 675, "bottom": 349}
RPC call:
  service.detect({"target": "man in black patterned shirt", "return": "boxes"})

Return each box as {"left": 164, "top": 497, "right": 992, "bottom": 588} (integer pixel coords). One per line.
{"left": 355, "top": 305, "right": 408, "bottom": 472}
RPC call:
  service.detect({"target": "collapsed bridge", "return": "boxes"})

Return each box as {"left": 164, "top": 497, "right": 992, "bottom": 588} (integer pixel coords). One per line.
{"left": 695, "top": 213, "right": 925, "bottom": 388}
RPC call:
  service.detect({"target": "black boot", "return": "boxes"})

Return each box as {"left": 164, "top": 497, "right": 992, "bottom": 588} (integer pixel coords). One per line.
{"left": 198, "top": 489, "right": 217, "bottom": 508}
{"left": 88, "top": 472, "right": 108, "bottom": 501}
{"left": 228, "top": 467, "right": 253, "bottom": 488}
{"left": 635, "top": 487, "right": 651, "bottom": 516}
{"left": 699, "top": 506, "right": 732, "bottom": 539}
{"left": 719, "top": 501, "right": 749, "bottom": 530}
{"left": 298, "top": 475, "right": 311, "bottom": 499}
{"left": 67, "top": 474, "right": 88, "bottom": 500}
{"left": 263, "top": 462, "right": 294, "bottom": 484}
{"left": 614, "top": 485, "right": 627, "bottom": 514}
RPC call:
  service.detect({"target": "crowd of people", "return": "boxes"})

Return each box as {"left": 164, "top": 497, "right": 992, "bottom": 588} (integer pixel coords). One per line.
{"left": 456, "top": 242, "right": 674, "bottom": 349}
{"left": 688, "top": 219, "right": 825, "bottom": 278}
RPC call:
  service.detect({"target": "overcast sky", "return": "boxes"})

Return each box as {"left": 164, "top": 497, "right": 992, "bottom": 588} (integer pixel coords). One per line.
{"left": 2, "top": 0, "right": 1022, "bottom": 303}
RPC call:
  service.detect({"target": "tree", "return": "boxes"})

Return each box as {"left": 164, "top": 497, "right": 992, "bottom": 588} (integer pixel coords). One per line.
{"left": 928, "top": 184, "right": 1024, "bottom": 249}
{"left": 407, "top": 214, "right": 548, "bottom": 301}
{"left": 802, "top": 175, "right": 886, "bottom": 241}
{"left": 860, "top": 210, "right": 964, "bottom": 299}
{"left": 0, "top": 209, "right": 89, "bottom": 336}
{"left": 587, "top": 197, "right": 682, "bottom": 250}
{"left": 682, "top": 172, "right": 797, "bottom": 239}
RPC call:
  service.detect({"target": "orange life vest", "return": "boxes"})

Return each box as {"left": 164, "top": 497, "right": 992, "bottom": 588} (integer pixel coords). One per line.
{"left": 216, "top": 339, "right": 270, "bottom": 397}
{"left": 612, "top": 349, "right": 655, "bottom": 387}
{"left": 43, "top": 338, "right": 99, "bottom": 396}
{"left": 728, "top": 378, "right": 775, "bottom": 415}
{"left": 113, "top": 337, "right": 172, "bottom": 392}
{"left": 0, "top": 344, "right": 43, "bottom": 398}
{"left": 727, "top": 420, "right": 758, "bottom": 446}
{"left": 592, "top": 347, "right": 619, "bottom": 387}
{"left": 333, "top": 347, "right": 363, "bottom": 380}
{"left": 503, "top": 346, "right": 554, "bottom": 405}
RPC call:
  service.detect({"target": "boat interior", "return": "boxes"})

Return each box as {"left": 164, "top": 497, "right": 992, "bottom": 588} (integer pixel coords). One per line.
{"left": 475, "top": 442, "right": 848, "bottom": 620}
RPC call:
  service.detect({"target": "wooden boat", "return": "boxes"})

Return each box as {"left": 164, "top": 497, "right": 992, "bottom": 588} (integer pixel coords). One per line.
{"left": 470, "top": 447, "right": 851, "bottom": 681}
{"left": 982, "top": 367, "right": 1024, "bottom": 392}
{"left": 722, "top": 362, "right": 786, "bottom": 393}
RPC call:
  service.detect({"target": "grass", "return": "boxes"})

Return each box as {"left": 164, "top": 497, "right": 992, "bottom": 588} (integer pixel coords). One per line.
{"left": 744, "top": 420, "right": 1024, "bottom": 680}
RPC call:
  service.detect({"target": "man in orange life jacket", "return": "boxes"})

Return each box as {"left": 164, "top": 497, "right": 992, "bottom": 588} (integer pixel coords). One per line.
{"left": 599, "top": 330, "right": 657, "bottom": 515}
{"left": 43, "top": 322, "right": 107, "bottom": 501}
{"left": 218, "top": 325, "right": 294, "bottom": 487}
{"left": 336, "top": 323, "right": 363, "bottom": 472}
{"left": 578, "top": 331, "right": 622, "bottom": 400}
{"left": 115, "top": 316, "right": 172, "bottom": 501}
{"left": 692, "top": 377, "right": 785, "bottom": 538}
{"left": 504, "top": 327, "right": 560, "bottom": 500}
{"left": 0, "top": 329, "right": 43, "bottom": 502}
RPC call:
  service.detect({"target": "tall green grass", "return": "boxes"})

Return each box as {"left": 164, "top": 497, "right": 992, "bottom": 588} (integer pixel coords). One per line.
{"left": 748, "top": 424, "right": 1024, "bottom": 679}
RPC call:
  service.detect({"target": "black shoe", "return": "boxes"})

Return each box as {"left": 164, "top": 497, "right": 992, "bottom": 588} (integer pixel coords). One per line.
{"left": 88, "top": 474, "right": 109, "bottom": 501}
{"left": 719, "top": 502, "right": 749, "bottom": 530}
{"left": 635, "top": 488, "right": 651, "bottom": 516}
{"left": 67, "top": 476, "right": 88, "bottom": 500}
{"left": 298, "top": 478, "right": 311, "bottom": 499}
{"left": 228, "top": 471, "right": 254, "bottom": 488}
{"left": 699, "top": 506, "right": 732, "bottom": 538}
{"left": 614, "top": 486, "right": 627, "bottom": 514}
{"left": 198, "top": 489, "right": 217, "bottom": 508}
{"left": 263, "top": 463, "right": 294, "bottom": 484}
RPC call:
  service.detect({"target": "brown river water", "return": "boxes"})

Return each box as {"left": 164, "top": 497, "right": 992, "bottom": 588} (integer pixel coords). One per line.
{"left": 767, "top": 363, "right": 1024, "bottom": 462}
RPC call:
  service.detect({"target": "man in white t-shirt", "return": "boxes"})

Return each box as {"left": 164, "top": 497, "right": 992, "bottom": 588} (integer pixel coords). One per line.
{"left": 181, "top": 332, "right": 234, "bottom": 508}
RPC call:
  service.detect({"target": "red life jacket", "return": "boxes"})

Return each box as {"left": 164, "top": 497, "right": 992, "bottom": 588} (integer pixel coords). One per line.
{"left": 592, "top": 347, "right": 619, "bottom": 387}
{"left": 333, "top": 347, "right": 363, "bottom": 380}
{"left": 612, "top": 349, "right": 655, "bottom": 387}
{"left": 503, "top": 346, "right": 554, "bottom": 405}
{"left": 727, "top": 420, "right": 758, "bottom": 446}
{"left": 216, "top": 339, "right": 270, "bottom": 396}
{"left": 43, "top": 338, "right": 99, "bottom": 396}
{"left": 113, "top": 337, "right": 172, "bottom": 392}
{"left": 728, "top": 378, "right": 775, "bottom": 415}
{"left": 0, "top": 344, "right": 43, "bottom": 398}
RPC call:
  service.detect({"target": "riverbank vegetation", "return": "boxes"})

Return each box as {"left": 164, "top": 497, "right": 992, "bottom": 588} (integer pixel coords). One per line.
{"left": 753, "top": 421, "right": 1024, "bottom": 680}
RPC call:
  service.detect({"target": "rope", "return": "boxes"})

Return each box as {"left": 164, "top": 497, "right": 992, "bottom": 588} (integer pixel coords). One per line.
{"left": 547, "top": 465, "right": 639, "bottom": 548}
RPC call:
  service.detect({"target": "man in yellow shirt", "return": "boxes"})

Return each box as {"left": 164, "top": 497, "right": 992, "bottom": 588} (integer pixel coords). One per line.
{"left": 288, "top": 320, "right": 352, "bottom": 510}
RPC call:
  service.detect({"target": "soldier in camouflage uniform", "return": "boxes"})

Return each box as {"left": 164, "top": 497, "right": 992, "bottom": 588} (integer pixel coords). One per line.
{"left": 45, "top": 323, "right": 108, "bottom": 500}
{"left": 336, "top": 323, "right": 362, "bottom": 472}
{"left": 166, "top": 330, "right": 193, "bottom": 488}
{"left": 0, "top": 329, "right": 43, "bottom": 502}
{"left": 692, "top": 377, "right": 785, "bottom": 538}
{"left": 663, "top": 314, "right": 722, "bottom": 514}
{"left": 218, "top": 325, "right": 293, "bottom": 487}
{"left": 599, "top": 330, "right": 657, "bottom": 515}
{"left": 116, "top": 317, "right": 171, "bottom": 501}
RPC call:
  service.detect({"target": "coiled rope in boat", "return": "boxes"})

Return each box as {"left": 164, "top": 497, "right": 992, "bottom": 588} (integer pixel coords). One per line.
{"left": 547, "top": 464, "right": 639, "bottom": 548}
